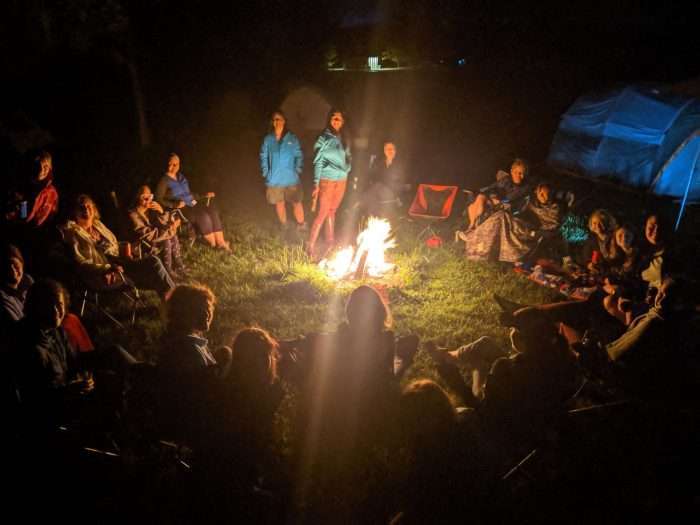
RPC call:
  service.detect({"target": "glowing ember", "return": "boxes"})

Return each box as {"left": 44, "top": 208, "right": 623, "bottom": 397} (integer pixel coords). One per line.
{"left": 319, "top": 217, "right": 396, "bottom": 280}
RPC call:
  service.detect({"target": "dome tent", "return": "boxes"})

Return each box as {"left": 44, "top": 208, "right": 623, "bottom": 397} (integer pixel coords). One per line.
{"left": 547, "top": 85, "right": 700, "bottom": 228}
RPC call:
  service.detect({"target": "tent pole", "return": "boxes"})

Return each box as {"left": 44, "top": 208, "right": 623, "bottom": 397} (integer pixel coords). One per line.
{"left": 674, "top": 146, "right": 700, "bottom": 231}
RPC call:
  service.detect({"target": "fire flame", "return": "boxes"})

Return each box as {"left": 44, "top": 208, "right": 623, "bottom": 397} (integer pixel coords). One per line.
{"left": 319, "top": 217, "right": 396, "bottom": 280}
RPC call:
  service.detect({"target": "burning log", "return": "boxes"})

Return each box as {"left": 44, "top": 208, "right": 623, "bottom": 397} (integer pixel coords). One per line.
{"left": 319, "top": 217, "right": 396, "bottom": 280}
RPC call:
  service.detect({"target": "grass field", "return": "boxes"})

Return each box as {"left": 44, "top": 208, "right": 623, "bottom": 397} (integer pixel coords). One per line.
{"left": 96, "top": 210, "right": 562, "bottom": 402}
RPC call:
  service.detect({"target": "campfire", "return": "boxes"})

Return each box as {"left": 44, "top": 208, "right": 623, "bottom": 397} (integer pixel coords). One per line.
{"left": 319, "top": 217, "right": 396, "bottom": 280}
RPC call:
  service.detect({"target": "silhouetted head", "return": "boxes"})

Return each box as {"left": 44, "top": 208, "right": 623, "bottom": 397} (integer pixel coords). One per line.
{"left": 165, "top": 283, "right": 216, "bottom": 335}
{"left": 345, "top": 285, "right": 392, "bottom": 333}
{"left": 231, "top": 327, "right": 279, "bottom": 386}
{"left": 25, "top": 279, "right": 69, "bottom": 329}
{"left": 400, "top": 379, "right": 456, "bottom": 446}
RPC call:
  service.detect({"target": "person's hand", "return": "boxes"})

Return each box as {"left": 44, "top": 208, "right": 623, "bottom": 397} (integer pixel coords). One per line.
{"left": 191, "top": 199, "right": 198, "bottom": 206}
{"left": 103, "top": 267, "right": 123, "bottom": 285}
{"left": 654, "top": 277, "right": 673, "bottom": 309}
{"left": 490, "top": 196, "right": 501, "bottom": 205}
{"left": 204, "top": 191, "right": 215, "bottom": 198}
{"left": 312, "top": 186, "right": 320, "bottom": 199}
{"left": 172, "top": 217, "right": 182, "bottom": 228}
{"left": 148, "top": 201, "right": 164, "bottom": 213}
{"left": 68, "top": 371, "right": 95, "bottom": 395}
{"left": 176, "top": 200, "right": 186, "bottom": 209}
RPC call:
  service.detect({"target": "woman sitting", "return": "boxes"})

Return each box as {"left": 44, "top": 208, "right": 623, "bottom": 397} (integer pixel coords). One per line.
{"left": 287, "top": 285, "right": 414, "bottom": 521}
{"left": 10, "top": 279, "right": 137, "bottom": 432}
{"left": 204, "top": 327, "right": 285, "bottom": 512}
{"left": 1, "top": 244, "right": 34, "bottom": 327}
{"left": 5, "top": 150, "right": 59, "bottom": 228}
{"left": 61, "top": 194, "right": 174, "bottom": 298}
{"left": 3, "top": 151, "right": 60, "bottom": 270}
{"left": 362, "top": 140, "right": 410, "bottom": 219}
{"left": 156, "top": 153, "right": 231, "bottom": 252}
{"left": 127, "top": 185, "right": 186, "bottom": 279}
{"left": 158, "top": 283, "right": 231, "bottom": 446}
{"left": 465, "top": 157, "right": 531, "bottom": 231}
{"left": 581, "top": 208, "right": 619, "bottom": 275}
{"left": 639, "top": 213, "right": 679, "bottom": 292}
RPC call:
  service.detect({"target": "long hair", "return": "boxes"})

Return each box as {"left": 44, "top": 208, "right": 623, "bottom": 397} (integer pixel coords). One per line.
{"left": 230, "top": 327, "right": 280, "bottom": 386}
{"left": 400, "top": 379, "right": 456, "bottom": 447}
{"left": 345, "top": 285, "right": 392, "bottom": 332}
{"left": 325, "top": 108, "right": 345, "bottom": 136}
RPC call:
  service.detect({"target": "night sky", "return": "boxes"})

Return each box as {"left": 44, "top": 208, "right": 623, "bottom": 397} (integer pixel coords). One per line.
{"left": 2, "top": 1, "right": 699, "bottom": 197}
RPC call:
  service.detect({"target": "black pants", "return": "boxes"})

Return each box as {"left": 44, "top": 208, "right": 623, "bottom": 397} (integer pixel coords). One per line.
{"left": 183, "top": 203, "right": 223, "bottom": 236}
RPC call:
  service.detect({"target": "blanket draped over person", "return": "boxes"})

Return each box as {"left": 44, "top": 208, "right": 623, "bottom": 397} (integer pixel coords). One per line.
{"left": 463, "top": 210, "right": 535, "bottom": 262}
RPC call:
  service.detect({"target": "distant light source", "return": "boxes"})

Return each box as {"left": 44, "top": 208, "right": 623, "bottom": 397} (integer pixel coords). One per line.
{"left": 368, "top": 56, "right": 381, "bottom": 71}
{"left": 457, "top": 58, "right": 466, "bottom": 66}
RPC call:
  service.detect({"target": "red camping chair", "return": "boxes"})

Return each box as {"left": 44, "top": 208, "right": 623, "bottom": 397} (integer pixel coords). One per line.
{"left": 408, "top": 184, "right": 459, "bottom": 242}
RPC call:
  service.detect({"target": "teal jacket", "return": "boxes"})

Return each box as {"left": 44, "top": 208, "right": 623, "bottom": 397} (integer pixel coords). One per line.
{"left": 260, "top": 131, "right": 303, "bottom": 187}
{"left": 313, "top": 129, "right": 351, "bottom": 185}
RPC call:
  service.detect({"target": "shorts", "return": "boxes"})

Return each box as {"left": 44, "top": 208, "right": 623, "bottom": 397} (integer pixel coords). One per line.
{"left": 266, "top": 184, "right": 304, "bottom": 204}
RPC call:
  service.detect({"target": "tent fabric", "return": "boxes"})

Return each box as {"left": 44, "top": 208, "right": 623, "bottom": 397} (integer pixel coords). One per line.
{"left": 548, "top": 85, "right": 700, "bottom": 202}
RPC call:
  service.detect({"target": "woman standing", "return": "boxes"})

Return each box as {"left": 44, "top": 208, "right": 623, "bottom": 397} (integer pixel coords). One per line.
{"left": 156, "top": 153, "right": 231, "bottom": 252}
{"left": 259, "top": 110, "right": 306, "bottom": 233}
{"left": 308, "top": 109, "right": 351, "bottom": 258}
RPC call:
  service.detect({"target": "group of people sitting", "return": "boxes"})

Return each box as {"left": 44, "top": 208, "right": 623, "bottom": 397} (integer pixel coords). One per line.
{"left": 3, "top": 239, "right": 692, "bottom": 521}
{"left": 2, "top": 150, "right": 234, "bottom": 304}
{"left": 457, "top": 157, "right": 569, "bottom": 263}
{"left": 1, "top": 142, "right": 696, "bottom": 520}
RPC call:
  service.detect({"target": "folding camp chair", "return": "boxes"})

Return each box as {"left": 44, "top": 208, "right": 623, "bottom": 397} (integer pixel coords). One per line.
{"left": 408, "top": 184, "right": 459, "bottom": 241}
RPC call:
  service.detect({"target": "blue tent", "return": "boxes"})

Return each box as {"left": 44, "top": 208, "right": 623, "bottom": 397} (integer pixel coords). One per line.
{"left": 547, "top": 85, "right": 700, "bottom": 229}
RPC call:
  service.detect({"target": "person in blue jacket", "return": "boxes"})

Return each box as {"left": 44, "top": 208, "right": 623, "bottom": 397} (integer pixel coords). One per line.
{"left": 259, "top": 110, "right": 306, "bottom": 232}
{"left": 308, "top": 109, "right": 351, "bottom": 258}
{"left": 156, "top": 153, "right": 231, "bottom": 252}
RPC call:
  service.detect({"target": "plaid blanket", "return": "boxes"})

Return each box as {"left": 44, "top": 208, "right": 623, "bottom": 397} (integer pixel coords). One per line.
{"left": 463, "top": 210, "right": 534, "bottom": 262}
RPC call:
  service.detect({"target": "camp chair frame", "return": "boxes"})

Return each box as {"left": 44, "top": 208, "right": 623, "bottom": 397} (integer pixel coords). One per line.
{"left": 78, "top": 278, "right": 142, "bottom": 330}
{"left": 408, "top": 184, "right": 459, "bottom": 240}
